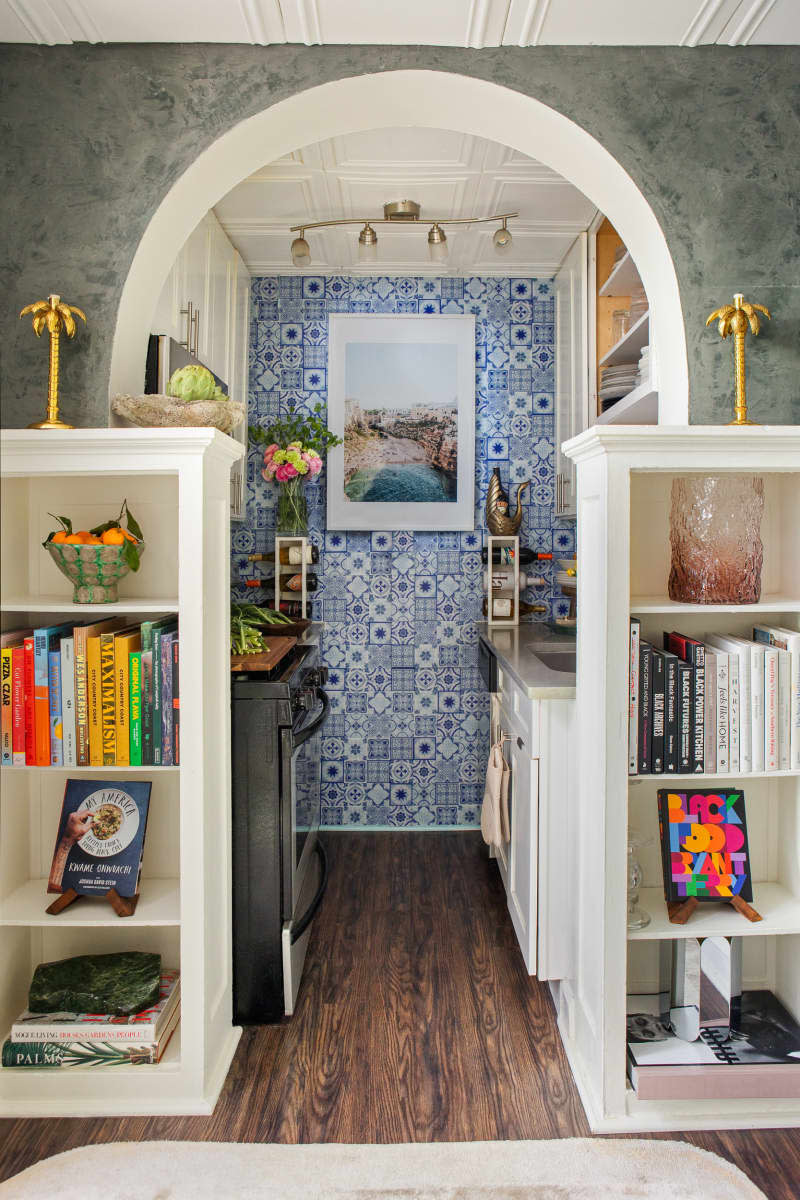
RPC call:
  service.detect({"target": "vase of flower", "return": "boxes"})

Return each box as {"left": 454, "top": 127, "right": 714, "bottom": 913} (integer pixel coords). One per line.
{"left": 250, "top": 404, "right": 342, "bottom": 537}
{"left": 276, "top": 474, "right": 310, "bottom": 536}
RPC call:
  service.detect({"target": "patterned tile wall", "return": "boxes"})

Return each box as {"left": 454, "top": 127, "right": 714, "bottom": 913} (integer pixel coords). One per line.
{"left": 231, "top": 275, "right": 576, "bottom": 828}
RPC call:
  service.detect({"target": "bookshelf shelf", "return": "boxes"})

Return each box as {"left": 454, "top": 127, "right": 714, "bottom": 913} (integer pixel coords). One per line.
{"left": 1, "top": 598, "right": 180, "bottom": 615}
{"left": 0, "top": 877, "right": 180, "bottom": 927}
{"left": 629, "top": 883, "right": 800, "bottom": 941}
{"left": 629, "top": 595, "right": 800, "bottom": 614}
{"left": 0, "top": 429, "right": 243, "bottom": 1118}
{"left": 629, "top": 770, "right": 800, "bottom": 783}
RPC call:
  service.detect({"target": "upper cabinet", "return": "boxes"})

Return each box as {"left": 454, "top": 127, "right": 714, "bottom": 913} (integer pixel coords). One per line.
{"left": 151, "top": 211, "right": 251, "bottom": 519}
{"left": 554, "top": 232, "right": 588, "bottom": 519}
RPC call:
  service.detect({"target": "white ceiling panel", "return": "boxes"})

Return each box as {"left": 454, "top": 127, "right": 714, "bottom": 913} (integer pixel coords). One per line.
{"left": 329, "top": 128, "right": 475, "bottom": 168}
{"left": 214, "top": 178, "right": 317, "bottom": 223}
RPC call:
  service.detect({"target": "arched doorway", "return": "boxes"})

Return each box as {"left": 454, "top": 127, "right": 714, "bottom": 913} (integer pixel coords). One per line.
{"left": 110, "top": 70, "right": 688, "bottom": 422}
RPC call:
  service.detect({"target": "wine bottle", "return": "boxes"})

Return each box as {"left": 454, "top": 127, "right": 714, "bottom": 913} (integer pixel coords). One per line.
{"left": 278, "top": 600, "right": 314, "bottom": 620}
{"left": 277, "top": 573, "right": 318, "bottom": 593}
{"left": 480, "top": 546, "right": 552, "bottom": 565}
{"left": 248, "top": 544, "right": 318, "bottom": 565}
{"left": 482, "top": 597, "right": 547, "bottom": 618}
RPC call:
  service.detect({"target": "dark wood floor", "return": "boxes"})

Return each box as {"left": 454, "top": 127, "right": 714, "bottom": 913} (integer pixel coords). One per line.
{"left": 2, "top": 832, "right": 798, "bottom": 1196}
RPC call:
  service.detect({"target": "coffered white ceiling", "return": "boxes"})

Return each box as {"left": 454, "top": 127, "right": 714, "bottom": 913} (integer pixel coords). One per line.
{"left": 213, "top": 128, "right": 598, "bottom": 277}
{"left": 2, "top": 0, "right": 798, "bottom": 45}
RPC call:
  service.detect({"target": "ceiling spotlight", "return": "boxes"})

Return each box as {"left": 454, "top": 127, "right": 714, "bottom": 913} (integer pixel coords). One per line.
{"left": 357, "top": 222, "right": 378, "bottom": 263}
{"left": 290, "top": 233, "right": 311, "bottom": 268}
{"left": 493, "top": 219, "right": 512, "bottom": 253}
{"left": 427, "top": 223, "right": 448, "bottom": 263}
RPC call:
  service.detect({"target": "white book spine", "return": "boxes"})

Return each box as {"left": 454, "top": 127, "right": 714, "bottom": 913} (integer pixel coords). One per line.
{"left": 764, "top": 647, "right": 779, "bottom": 772}
{"left": 726, "top": 651, "right": 739, "bottom": 773}
{"left": 703, "top": 652, "right": 717, "bottom": 774}
{"left": 784, "top": 634, "right": 800, "bottom": 771}
{"left": 628, "top": 620, "right": 640, "bottom": 776}
{"left": 736, "top": 646, "right": 752, "bottom": 774}
{"left": 750, "top": 644, "right": 765, "bottom": 773}
{"left": 775, "top": 647, "right": 790, "bottom": 771}
{"left": 60, "top": 637, "right": 76, "bottom": 768}
{"left": 714, "top": 652, "right": 729, "bottom": 774}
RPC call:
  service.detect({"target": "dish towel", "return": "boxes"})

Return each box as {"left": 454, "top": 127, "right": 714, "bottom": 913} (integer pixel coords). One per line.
{"left": 481, "top": 741, "right": 510, "bottom": 848}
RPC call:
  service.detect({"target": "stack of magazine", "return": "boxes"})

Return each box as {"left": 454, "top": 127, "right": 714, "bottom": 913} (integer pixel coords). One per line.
{"left": 629, "top": 621, "right": 799, "bottom": 775}
{"left": 2, "top": 969, "right": 180, "bottom": 1069}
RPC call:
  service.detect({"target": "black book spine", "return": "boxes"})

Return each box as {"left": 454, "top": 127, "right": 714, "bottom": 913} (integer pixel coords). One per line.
{"left": 651, "top": 651, "right": 666, "bottom": 773}
{"left": 686, "top": 641, "right": 705, "bottom": 772}
{"left": 638, "top": 642, "right": 653, "bottom": 775}
{"left": 656, "top": 788, "right": 672, "bottom": 901}
{"left": 664, "top": 655, "right": 679, "bottom": 773}
{"left": 678, "top": 663, "right": 693, "bottom": 772}
{"left": 171, "top": 638, "right": 180, "bottom": 767}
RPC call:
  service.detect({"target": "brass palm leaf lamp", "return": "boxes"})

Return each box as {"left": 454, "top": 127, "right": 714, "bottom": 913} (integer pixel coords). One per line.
{"left": 706, "top": 293, "right": 771, "bottom": 426}
{"left": 19, "top": 293, "right": 87, "bottom": 429}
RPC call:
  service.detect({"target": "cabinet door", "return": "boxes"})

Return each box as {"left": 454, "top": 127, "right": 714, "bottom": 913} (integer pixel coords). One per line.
{"left": 151, "top": 258, "right": 183, "bottom": 343}
{"left": 181, "top": 216, "right": 211, "bottom": 358}
{"left": 229, "top": 253, "right": 251, "bottom": 522}
{"left": 554, "top": 232, "right": 588, "bottom": 519}
{"left": 206, "top": 217, "right": 234, "bottom": 380}
{"left": 507, "top": 737, "right": 539, "bottom": 975}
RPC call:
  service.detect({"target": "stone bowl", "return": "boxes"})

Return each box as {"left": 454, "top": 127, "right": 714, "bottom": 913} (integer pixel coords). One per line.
{"left": 45, "top": 540, "right": 146, "bottom": 604}
{"left": 112, "top": 393, "right": 245, "bottom": 436}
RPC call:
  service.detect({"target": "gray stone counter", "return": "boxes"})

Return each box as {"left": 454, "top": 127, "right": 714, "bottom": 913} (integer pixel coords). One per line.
{"left": 479, "top": 623, "right": 576, "bottom": 700}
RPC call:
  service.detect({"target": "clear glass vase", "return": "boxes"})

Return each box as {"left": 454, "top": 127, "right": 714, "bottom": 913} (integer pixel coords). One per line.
{"left": 627, "top": 832, "right": 651, "bottom": 931}
{"left": 276, "top": 477, "right": 309, "bottom": 536}
{"left": 668, "top": 475, "right": 764, "bottom": 604}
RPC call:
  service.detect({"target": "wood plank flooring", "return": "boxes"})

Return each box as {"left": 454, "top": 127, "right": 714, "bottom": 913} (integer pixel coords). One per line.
{"left": 1, "top": 832, "right": 798, "bottom": 1197}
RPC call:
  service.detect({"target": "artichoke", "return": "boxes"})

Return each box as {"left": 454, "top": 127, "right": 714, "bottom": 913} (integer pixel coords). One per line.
{"left": 167, "top": 364, "right": 218, "bottom": 404}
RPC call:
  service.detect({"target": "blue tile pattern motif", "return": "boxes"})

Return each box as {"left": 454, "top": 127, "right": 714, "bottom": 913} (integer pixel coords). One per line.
{"left": 232, "top": 276, "right": 575, "bottom": 828}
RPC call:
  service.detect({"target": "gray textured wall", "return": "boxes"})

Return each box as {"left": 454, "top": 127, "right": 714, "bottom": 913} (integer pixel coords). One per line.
{"left": 1, "top": 43, "right": 798, "bottom": 429}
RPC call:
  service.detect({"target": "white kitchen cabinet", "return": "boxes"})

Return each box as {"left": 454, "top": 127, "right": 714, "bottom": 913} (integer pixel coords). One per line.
{"left": 554, "top": 232, "right": 588, "bottom": 519}
{"left": 491, "top": 669, "right": 574, "bottom": 981}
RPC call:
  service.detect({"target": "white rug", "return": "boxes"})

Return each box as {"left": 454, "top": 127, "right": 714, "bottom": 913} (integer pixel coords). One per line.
{"left": 0, "top": 1138, "right": 765, "bottom": 1200}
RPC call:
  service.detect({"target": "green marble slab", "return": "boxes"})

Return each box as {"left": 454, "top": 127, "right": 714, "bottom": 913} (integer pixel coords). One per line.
{"left": 28, "top": 952, "right": 161, "bottom": 1016}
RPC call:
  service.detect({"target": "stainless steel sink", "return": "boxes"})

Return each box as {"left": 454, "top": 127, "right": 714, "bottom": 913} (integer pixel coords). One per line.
{"left": 530, "top": 651, "right": 575, "bottom": 673}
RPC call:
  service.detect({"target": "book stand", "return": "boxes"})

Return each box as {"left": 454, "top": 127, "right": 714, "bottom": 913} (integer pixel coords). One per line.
{"left": 45, "top": 888, "right": 140, "bottom": 918}
{"left": 667, "top": 895, "right": 762, "bottom": 925}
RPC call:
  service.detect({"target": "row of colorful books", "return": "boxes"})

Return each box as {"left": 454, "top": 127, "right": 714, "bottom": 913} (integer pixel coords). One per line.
{"left": 0, "top": 617, "right": 180, "bottom": 768}
{"left": 2, "top": 969, "right": 180, "bottom": 1069}
{"left": 629, "top": 622, "right": 799, "bottom": 775}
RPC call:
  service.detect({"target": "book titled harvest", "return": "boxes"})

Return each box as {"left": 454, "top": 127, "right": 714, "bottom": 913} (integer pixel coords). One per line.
{"left": 10, "top": 969, "right": 180, "bottom": 1043}
{"left": 47, "top": 778, "right": 151, "bottom": 900}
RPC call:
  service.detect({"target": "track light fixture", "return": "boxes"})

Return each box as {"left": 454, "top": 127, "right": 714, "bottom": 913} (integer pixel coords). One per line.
{"left": 288, "top": 201, "right": 517, "bottom": 268}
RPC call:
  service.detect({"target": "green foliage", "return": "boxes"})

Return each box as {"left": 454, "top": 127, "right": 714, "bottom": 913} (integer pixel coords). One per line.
{"left": 91, "top": 500, "right": 144, "bottom": 572}
{"left": 249, "top": 402, "right": 342, "bottom": 457}
{"left": 231, "top": 602, "right": 293, "bottom": 655}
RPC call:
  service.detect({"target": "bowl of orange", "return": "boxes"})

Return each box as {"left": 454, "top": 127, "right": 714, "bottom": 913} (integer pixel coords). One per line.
{"left": 43, "top": 502, "right": 145, "bottom": 604}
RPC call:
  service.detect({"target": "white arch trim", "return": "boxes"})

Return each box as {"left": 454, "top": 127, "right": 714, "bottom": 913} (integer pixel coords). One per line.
{"left": 110, "top": 70, "right": 688, "bottom": 423}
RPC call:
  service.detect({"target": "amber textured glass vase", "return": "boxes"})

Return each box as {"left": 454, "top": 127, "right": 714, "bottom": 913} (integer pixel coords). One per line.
{"left": 668, "top": 475, "right": 764, "bottom": 604}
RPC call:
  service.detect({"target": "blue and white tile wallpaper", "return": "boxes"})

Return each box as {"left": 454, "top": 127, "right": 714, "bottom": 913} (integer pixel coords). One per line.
{"left": 231, "top": 275, "right": 575, "bottom": 828}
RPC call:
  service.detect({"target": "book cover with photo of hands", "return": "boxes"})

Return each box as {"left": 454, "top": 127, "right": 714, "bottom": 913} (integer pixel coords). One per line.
{"left": 47, "top": 778, "right": 151, "bottom": 899}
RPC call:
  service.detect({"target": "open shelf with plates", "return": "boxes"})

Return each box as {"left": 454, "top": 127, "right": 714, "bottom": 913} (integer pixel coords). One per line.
{"left": 0, "top": 429, "right": 243, "bottom": 1117}
{"left": 560, "top": 425, "right": 800, "bottom": 1132}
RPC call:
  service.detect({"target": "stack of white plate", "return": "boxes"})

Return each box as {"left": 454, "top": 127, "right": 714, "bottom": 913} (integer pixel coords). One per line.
{"left": 599, "top": 362, "right": 638, "bottom": 405}
{"left": 637, "top": 345, "right": 651, "bottom": 388}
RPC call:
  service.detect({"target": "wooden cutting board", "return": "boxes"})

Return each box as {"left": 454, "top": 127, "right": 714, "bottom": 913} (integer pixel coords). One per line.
{"left": 230, "top": 636, "right": 297, "bottom": 673}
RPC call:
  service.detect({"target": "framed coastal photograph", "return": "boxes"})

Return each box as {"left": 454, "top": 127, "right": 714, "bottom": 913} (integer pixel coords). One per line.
{"left": 327, "top": 314, "right": 475, "bottom": 531}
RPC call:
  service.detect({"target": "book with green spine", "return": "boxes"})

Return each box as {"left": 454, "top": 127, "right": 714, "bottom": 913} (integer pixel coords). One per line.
{"left": 129, "top": 651, "right": 143, "bottom": 766}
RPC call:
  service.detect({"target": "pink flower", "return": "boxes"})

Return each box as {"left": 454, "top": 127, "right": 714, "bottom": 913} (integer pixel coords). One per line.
{"left": 306, "top": 454, "right": 323, "bottom": 477}
{"left": 261, "top": 461, "right": 277, "bottom": 482}
{"left": 263, "top": 443, "right": 279, "bottom": 461}
{"left": 275, "top": 462, "right": 298, "bottom": 481}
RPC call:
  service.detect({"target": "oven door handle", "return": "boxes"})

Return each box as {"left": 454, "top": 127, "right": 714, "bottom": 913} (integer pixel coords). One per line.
{"left": 293, "top": 686, "right": 330, "bottom": 748}
{"left": 290, "top": 839, "right": 328, "bottom": 944}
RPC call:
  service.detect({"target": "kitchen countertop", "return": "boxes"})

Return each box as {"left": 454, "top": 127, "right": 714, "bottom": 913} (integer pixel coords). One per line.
{"left": 479, "top": 622, "right": 576, "bottom": 700}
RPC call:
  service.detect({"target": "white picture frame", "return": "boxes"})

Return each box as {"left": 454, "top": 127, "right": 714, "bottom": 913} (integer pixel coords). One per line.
{"left": 326, "top": 313, "right": 475, "bottom": 531}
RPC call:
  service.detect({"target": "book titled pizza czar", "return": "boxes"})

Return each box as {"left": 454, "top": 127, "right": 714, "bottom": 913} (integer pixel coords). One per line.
{"left": 47, "top": 779, "right": 151, "bottom": 900}
{"left": 657, "top": 787, "right": 752, "bottom": 903}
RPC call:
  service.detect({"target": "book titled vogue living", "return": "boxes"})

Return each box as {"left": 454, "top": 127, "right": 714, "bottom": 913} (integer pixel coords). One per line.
{"left": 2, "top": 1004, "right": 180, "bottom": 1068}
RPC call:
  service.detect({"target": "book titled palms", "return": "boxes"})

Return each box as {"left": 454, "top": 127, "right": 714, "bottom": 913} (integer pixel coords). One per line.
{"left": 47, "top": 779, "right": 151, "bottom": 899}
{"left": 657, "top": 788, "right": 752, "bottom": 903}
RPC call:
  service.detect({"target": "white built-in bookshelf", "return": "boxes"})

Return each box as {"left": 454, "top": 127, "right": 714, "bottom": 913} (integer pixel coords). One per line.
{"left": 561, "top": 426, "right": 800, "bottom": 1133}
{"left": 0, "top": 429, "right": 243, "bottom": 1117}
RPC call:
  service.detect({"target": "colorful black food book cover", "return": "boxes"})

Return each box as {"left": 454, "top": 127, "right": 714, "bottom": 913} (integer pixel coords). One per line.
{"left": 47, "top": 779, "right": 151, "bottom": 899}
{"left": 657, "top": 788, "right": 752, "bottom": 903}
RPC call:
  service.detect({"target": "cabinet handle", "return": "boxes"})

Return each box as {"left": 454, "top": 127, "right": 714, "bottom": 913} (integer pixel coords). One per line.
{"left": 191, "top": 309, "right": 200, "bottom": 358}
{"left": 180, "top": 300, "right": 193, "bottom": 350}
{"left": 517, "top": 736, "right": 524, "bottom": 750}
{"left": 556, "top": 472, "right": 563, "bottom": 513}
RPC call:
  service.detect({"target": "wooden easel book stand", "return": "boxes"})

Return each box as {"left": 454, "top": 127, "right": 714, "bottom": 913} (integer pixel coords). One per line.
{"left": 667, "top": 894, "right": 762, "bottom": 925}
{"left": 46, "top": 889, "right": 140, "bottom": 918}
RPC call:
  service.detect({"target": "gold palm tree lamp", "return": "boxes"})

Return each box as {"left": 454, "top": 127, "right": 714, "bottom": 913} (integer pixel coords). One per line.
{"left": 706, "top": 293, "right": 771, "bottom": 426}
{"left": 19, "top": 293, "right": 87, "bottom": 429}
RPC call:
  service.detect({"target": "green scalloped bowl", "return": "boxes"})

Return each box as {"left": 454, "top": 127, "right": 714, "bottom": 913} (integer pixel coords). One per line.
{"left": 45, "top": 540, "right": 146, "bottom": 604}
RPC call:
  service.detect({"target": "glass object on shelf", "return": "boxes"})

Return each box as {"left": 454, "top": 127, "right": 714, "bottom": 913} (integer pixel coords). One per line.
{"left": 668, "top": 475, "right": 764, "bottom": 604}
{"left": 627, "top": 831, "right": 651, "bottom": 931}
{"left": 611, "top": 309, "right": 631, "bottom": 342}
{"left": 276, "top": 477, "right": 309, "bottom": 536}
